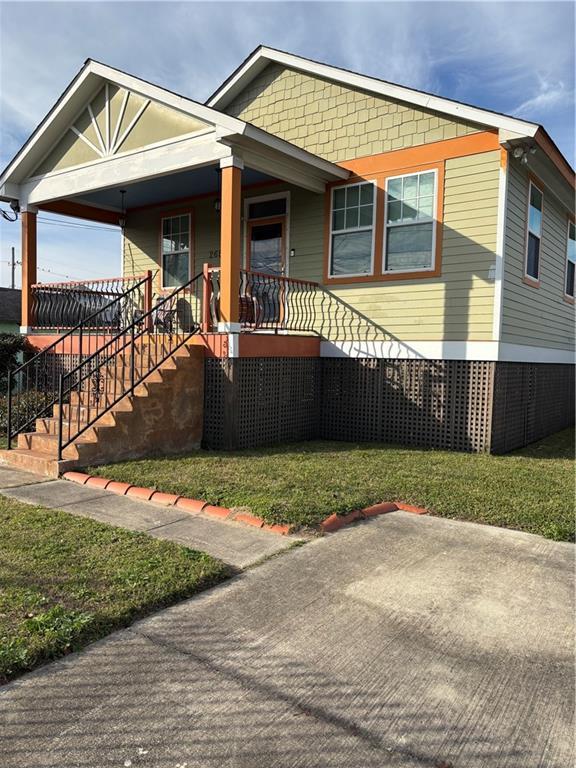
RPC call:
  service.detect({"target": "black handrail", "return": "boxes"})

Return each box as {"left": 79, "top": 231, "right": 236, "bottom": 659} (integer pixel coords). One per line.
{"left": 56, "top": 273, "right": 203, "bottom": 460}
{"left": 5, "top": 277, "right": 148, "bottom": 449}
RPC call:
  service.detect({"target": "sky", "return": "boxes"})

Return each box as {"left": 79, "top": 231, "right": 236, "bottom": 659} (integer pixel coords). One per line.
{"left": 0, "top": 0, "right": 574, "bottom": 288}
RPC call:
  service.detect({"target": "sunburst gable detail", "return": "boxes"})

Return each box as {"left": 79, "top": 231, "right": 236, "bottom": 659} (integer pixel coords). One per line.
{"left": 32, "top": 83, "right": 210, "bottom": 176}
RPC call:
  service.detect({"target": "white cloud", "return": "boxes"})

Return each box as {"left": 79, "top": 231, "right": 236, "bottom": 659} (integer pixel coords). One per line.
{"left": 515, "top": 78, "right": 572, "bottom": 117}
{"left": 0, "top": 1, "right": 573, "bottom": 286}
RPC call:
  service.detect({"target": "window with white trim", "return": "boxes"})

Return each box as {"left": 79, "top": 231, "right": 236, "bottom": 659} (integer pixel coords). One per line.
{"left": 385, "top": 170, "right": 436, "bottom": 272}
{"left": 566, "top": 220, "right": 575, "bottom": 298}
{"left": 162, "top": 214, "right": 190, "bottom": 287}
{"left": 329, "top": 182, "right": 375, "bottom": 276}
{"left": 525, "top": 182, "right": 543, "bottom": 281}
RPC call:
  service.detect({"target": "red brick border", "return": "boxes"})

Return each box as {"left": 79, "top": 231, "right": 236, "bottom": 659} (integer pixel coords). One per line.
{"left": 62, "top": 472, "right": 428, "bottom": 536}
{"left": 318, "top": 501, "right": 429, "bottom": 533}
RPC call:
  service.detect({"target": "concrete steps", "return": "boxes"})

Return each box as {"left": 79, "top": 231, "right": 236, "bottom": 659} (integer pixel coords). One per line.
{"left": 1, "top": 341, "right": 204, "bottom": 477}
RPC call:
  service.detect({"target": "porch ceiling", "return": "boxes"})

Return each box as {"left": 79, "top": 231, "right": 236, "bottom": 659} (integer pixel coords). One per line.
{"left": 76, "top": 165, "right": 273, "bottom": 211}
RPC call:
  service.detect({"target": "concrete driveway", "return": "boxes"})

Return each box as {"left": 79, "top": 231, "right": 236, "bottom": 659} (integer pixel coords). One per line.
{"left": 1, "top": 511, "right": 573, "bottom": 767}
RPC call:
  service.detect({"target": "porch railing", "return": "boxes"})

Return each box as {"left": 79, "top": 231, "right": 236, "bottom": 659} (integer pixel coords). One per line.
{"left": 204, "top": 266, "right": 320, "bottom": 334}
{"left": 5, "top": 276, "right": 150, "bottom": 448}
{"left": 31, "top": 273, "right": 152, "bottom": 331}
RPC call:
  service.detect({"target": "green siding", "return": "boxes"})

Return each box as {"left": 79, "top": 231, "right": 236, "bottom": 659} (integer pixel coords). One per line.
{"left": 501, "top": 161, "right": 574, "bottom": 350}
{"left": 225, "top": 63, "right": 484, "bottom": 163}
{"left": 124, "top": 151, "right": 500, "bottom": 342}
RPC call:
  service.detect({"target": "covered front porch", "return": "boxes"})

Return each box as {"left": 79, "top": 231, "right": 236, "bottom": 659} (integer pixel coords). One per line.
{"left": 0, "top": 59, "right": 347, "bottom": 344}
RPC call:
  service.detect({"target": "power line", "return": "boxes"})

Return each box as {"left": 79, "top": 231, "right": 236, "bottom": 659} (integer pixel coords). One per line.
{"left": 36, "top": 217, "right": 118, "bottom": 232}
{"left": 0, "top": 259, "right": 111, "bottom": 282}
{"left": 1, "top": 209, "right": 118, "bottom": 233}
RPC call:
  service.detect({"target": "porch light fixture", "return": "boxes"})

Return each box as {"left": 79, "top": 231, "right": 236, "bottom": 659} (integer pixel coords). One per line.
{"left": 512, "top": 144, "right": 536, "bottom": 165}
{"left": 118, "top": 190, "right": 127, "bottom": 229}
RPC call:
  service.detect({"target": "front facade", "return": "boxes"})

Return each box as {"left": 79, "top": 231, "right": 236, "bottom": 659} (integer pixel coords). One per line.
{"left": 0, "top": 47, "right": 574, "bottom": 470}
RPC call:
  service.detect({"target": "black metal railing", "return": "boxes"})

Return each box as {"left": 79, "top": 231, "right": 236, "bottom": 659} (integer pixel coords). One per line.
{"left": 31, "top": 274, "right": 149, "bottom": 331}
{"left": 5, "top": 277, "right": 149, "bottom": 448}
{"left": 206, "top": 268, "right": 319, "bottom": 334}
{"left": 56, "top": 273, "right": 203, "bottom": 460}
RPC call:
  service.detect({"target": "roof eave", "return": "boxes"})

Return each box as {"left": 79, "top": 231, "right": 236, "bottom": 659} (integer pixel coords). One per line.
{"left": 207, "top": 46, "right": 540, "bottom": 139}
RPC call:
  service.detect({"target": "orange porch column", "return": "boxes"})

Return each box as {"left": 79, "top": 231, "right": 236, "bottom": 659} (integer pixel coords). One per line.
{"left": 21, "top": 206, "right": 38, "bottom": 330}
{"left": 218, "top": 157, "right": 243, "bottom": 331}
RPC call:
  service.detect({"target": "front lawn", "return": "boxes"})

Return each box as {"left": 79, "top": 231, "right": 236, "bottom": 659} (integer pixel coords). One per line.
{"left": 0, "top": 496, "right": 228, "bottom": 684}
{"left": 88, "top": 428, "right": 575, "bottom": 542}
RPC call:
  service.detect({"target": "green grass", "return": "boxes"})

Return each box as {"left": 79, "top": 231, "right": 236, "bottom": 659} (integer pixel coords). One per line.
{"left": 0, "top": 496, "right": 228, "bottom": 684}
{"left": 88, "top": 429, "right": 575, "bottom": 542}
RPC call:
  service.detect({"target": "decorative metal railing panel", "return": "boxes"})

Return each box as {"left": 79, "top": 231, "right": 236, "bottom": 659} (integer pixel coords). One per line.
{"left": 5, "top": 277, "right": 149, "bottom": 447}
{"left": 206, "top": 267, "right": 319, "bottom": 334}
{"left": 31, "top": 275, "right": 149, "bottom": 331}
{"left": 56, "top": 273, "right": 203, "bottom": 459}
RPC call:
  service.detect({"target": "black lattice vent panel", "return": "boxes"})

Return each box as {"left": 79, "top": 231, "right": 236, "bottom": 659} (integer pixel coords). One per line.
{"left": 321, "top": 359, "right": 495, "bottom": 453}
{"left": 203, "top": 358, "right": 229, "bottom": 449}
{"left": 234, "top": 358, "right": 321, "bottom": 448}
{"left": 491, "top": 363, "right": 575, "bottom": 454}
{"left": 203, "top": 357, "right": 321, "bottom": 450}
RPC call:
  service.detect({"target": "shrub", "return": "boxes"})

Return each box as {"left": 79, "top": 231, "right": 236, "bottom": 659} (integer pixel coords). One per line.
{"left": 0, "top": 390, "right": 55, "bottom": 437}
{"left": 0, "top": 334, "right": 28, "bottom": 390}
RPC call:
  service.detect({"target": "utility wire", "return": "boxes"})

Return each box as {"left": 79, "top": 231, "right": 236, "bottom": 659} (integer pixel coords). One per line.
{"left": 1, "top": 209, "right": 118, "bottom": 233}
{"left": 36, "top": 217, "right": 118, "bottom": 232}
{"left": 0, "top": 259, "right": 110, "bottom": 281}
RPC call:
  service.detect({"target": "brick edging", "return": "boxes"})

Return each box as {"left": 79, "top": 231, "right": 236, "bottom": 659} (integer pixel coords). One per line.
{"left": 62, "top": 472, "right": 429, "bottom": 537}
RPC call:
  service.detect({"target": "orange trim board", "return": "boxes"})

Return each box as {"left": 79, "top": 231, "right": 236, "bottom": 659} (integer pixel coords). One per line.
{"left": 323, "top": 160, "right": 445, "bottom": 286}
{"left": 339, "top": 131, "right": 500, "bottom": 176}
{"left": 63, "top": 472, "right": 429, "bottom": 535}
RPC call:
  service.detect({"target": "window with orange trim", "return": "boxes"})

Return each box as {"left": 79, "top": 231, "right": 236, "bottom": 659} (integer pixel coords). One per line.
{"left": 329, "top": 181, "right": 376, "bottom": 277}
{"left": 161, "top": 214, "right": 191, "bottom": 288}
{"left": 384, "top": 170, "right": 437, "bottom": 273}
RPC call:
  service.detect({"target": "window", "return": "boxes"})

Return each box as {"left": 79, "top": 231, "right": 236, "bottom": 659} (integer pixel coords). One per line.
{"left": 329, "top": 182, "right": 375, "bottom": 276}
{"left": 525, "top": 181, "right": 543, "bottom": 281}
{"left": 248, "top": 197, "right": 287, "bottom": 220}
{"left": 566, "top": 220, "right": 576, "bottom": 298}
{"left": 385, "top": 170, "right": 436, "bottom": 272}
{"left": 162, "top": 214, "right": 190, "bottom": 287}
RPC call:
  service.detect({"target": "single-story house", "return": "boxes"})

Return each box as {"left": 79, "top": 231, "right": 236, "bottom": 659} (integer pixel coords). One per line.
{"left": 0, "top": 46, "right": 573, "bottom": 476}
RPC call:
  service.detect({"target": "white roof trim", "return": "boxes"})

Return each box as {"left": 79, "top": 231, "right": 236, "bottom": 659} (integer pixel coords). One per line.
{"left": 0, "top": 60, "right": 246, "bottom": 189}
{"left": 0, "top": 58, "right": 348, "bottom": 196}
{"left": 207, "top": 46, "right": 540, "bottom": 139}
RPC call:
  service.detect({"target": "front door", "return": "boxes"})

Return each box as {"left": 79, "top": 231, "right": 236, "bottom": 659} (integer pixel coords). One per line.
{"left": 245, "top": 217, "right": 286, "bottom": 327}
{"left": 247, "top": 218, "right": 286, "bottom": 276}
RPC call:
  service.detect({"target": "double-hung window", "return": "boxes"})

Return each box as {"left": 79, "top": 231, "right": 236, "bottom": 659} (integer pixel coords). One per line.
{"left": 162, "top": 214, "right": 190, "bottom": 288}
{"left": 329, "top": 182, "right": 375, "bottom": 277}
{"left": 385, "top": 170, "right": 436, "bottom": 272}
{"left": 525, "top": 182, "right": 543, "bottom": 282}
{"left": 566, "top": 220, "right": 576, "bottom": 298}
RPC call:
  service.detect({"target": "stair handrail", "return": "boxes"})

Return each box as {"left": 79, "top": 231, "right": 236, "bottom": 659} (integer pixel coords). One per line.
{"left": 6, "top": 275, "right": 150, "bottom": 449}
{"left": 56, "top": 272, "right": 203, "bottom": 460}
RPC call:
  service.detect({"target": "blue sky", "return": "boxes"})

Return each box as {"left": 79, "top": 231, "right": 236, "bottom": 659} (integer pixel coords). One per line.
{"left": 0, "top": 0, "right": 574, "bottom": 287}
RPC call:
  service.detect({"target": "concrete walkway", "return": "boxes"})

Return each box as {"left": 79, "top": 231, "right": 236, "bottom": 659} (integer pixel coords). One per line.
{"left": 1, "top": 510, "right": 573, "bottom": 767}
{"left": 0, "top": 465, "right": 299, "bottom": 569}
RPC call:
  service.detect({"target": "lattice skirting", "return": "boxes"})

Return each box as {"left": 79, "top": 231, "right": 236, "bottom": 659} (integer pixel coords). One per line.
{"left": 490, "top": 362, "right": 575, "bottom": 454}
{"left": 203, "top": 358, "right": 574, "bottom": 453}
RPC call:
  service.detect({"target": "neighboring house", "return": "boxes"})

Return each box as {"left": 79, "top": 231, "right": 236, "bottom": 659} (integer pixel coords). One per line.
{"left": 0, "top": 288, "right": 21, "bottom": 334}
{"left": 0, "top": 46, "right": 573, "bottom": 474}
